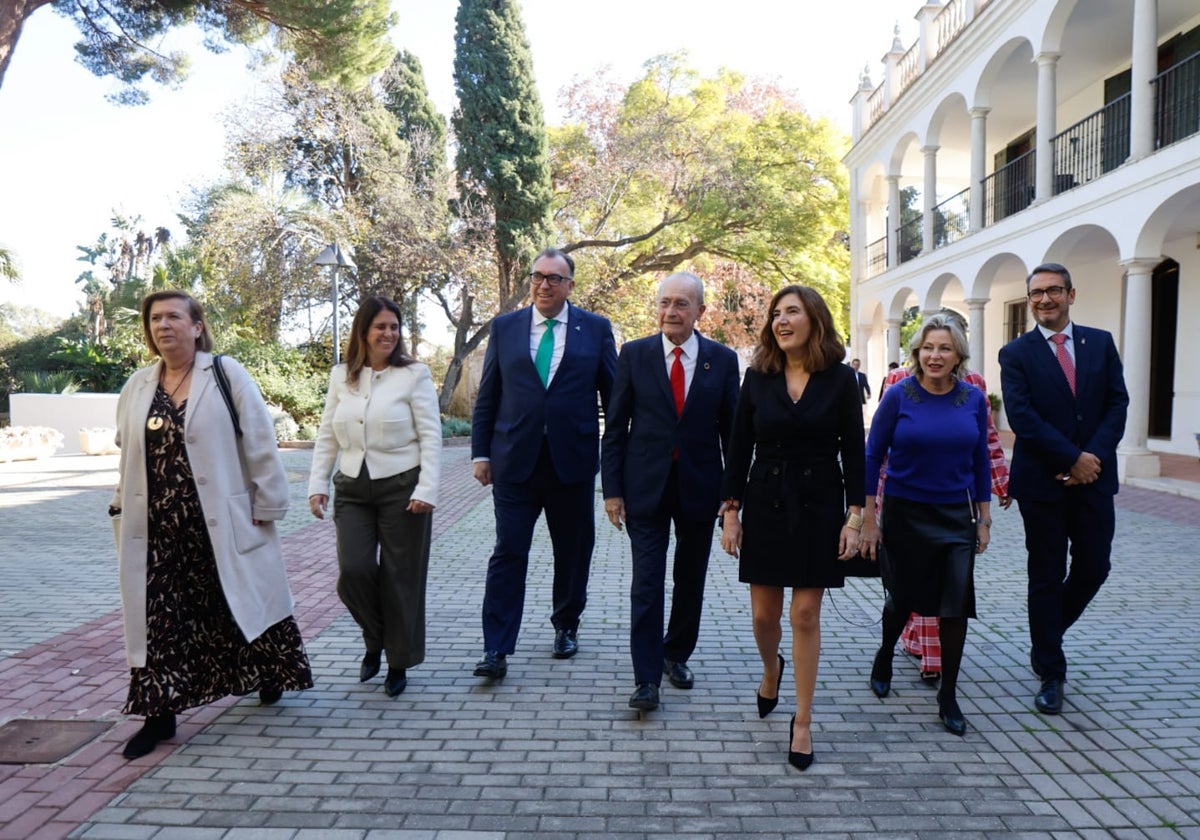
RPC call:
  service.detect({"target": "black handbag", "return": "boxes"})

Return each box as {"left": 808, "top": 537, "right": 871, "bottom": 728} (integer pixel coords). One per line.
{"left": 840, "top": 551, "right": 882, "bottom": 578}
{"left": 212, "top": 354, "right": 243, "bottom": 438}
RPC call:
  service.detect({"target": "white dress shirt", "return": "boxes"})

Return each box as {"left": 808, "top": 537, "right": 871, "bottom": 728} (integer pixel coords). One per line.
{"left": 529, "top": 301, "right": 569, "bottom": 386}
{"left": 662, "top": 331, "right": 699, "bottom": 399}
{"left": 1036, "top": 321, "right": 1076, "bottom": 365}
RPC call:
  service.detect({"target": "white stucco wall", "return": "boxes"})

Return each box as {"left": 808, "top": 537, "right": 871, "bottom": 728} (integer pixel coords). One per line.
{"left": 10, "top": 394, "right": 120, "bottom": 456}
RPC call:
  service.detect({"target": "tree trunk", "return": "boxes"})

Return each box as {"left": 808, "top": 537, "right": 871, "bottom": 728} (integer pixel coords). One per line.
{"left": 0, "top": 0, "right": 54, "bottom": 92}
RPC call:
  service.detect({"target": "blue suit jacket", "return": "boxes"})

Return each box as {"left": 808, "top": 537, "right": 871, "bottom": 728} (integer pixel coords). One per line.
{"left": 999, "top": 324, "right": 1128, "bottom": 500}
{"left": 600, "top": 332, "right": 741, "bottom": 519}
{"left": 472, "top": 304, "right": 617, "bottom": 485}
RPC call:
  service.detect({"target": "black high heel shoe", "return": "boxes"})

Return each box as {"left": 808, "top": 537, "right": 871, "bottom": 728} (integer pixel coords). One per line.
{"left": 757, "top": 654, "right": 786, "bottom": 718}
{"left": 869, "top": 646, "right": 893, "bottom": 698}
{"left": 937, "top": 689, "right": 967, "bottom": 736}
{"left": 787, "top": 714, "right": 814, "bottom": 770}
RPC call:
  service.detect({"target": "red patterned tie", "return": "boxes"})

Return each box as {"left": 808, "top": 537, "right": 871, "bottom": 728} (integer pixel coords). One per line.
{"left": 670, "top": 347, "right": 685, "bottom": 415}
{"left": 1050, "top": 333, "right": 1075, "bottom": 396}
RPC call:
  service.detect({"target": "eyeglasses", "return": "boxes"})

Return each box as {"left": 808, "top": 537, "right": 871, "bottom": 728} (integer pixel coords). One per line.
{"left": 529, "top": 272, "right": 571, "bottom": 287}
{"left": 1028, "top": 285, "right": 1068, "bottom": 302}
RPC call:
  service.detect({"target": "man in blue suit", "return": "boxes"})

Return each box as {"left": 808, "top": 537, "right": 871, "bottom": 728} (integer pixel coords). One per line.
{"left": 601, "top": 272, "right": 740, "bottom": 711}
{"left": 999, "top": 262, "right": 1128, "bottom": 715}
{"left": 471, "top": 247, "right": 617, "bottom": 679}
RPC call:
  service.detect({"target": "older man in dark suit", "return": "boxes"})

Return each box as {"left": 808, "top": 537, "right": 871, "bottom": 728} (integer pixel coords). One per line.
{"left": 471, "top": 248, "right": 617, "bottom": 679}
{"left": 999, "top": 262, "right": 1128, "bottom": 715}
{"left": 601, "top": 272, "right": 740, "bottom": 711}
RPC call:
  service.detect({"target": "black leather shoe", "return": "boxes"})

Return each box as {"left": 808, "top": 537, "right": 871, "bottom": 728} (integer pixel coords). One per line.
{"left": 122, "top": 711, "right": 176, "bottom": 759}
{"left": 757, "top": 654, "right": 786, "bottom": 718}
{"left": 664, "top": 659, "right": 694, "bottom": 689}
{"left": 937, "top": 689, "right": 967, "bottom": 736}
{"left": 473, "top": 650, "right": 508, "bottom": 679}
{"left": 1035, "top": 678, "right": 1064, "bottom": 714}
{"left": 384, "top": 668, "right": 407, "bottom": 697}
{"left": 628, "top": 682, "right": 660, "bottom": 711}
{"left": 360, "top": 650, "right": 382, "bottom": 682}
{"left": 1029, "top": 650, "right": 1044, "bottom": 679}
{"left": 552, "top": 628, "right": 578, "bottom": 659}
{"left": 869, "top": 646, "right": 893, "bottom": 698}
{"left": 258, "top": 687, "right": 282, "bottom": 706}
{"left": 787, "top": 714, "right": 814, "bottom": 770}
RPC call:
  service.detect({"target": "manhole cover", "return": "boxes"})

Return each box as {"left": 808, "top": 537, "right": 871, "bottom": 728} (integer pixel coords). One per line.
{"left": 0, "top": 719, "right": 112, "bottom": 764}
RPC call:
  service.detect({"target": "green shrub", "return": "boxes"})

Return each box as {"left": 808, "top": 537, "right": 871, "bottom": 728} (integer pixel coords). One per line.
{"left": 296, "top": 424, "right": 318, "bottom": 441}
{"left": 19, "top": 371, "right": 81, "bottom": 394}
{"left": 219, "top": 337, "right": 329, "bottom": 428}
{"left": 442, "top": 415, "right": 471, "bottom": 438}
{"left": 268, "top": 405, "right": 299, "bottom": 442}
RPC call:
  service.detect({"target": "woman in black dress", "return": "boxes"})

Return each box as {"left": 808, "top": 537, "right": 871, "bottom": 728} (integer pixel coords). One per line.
{"left": 720, "top": 285, "right": 865, "bottom": 770}
{"left": 112, "top": 291, "right": 312, "bottom": 759}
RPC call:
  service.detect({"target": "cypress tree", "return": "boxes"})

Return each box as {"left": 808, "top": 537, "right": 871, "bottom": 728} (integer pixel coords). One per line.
{"left": 452, "top": 0, "right": 553, "bottom": 309}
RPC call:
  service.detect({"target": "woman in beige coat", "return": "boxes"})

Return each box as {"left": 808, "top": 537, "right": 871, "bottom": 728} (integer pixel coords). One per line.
{"left": 308, "top": 295, "right": 441, "bottom": 697}
{"left": 112, "top": 291, "right": 312, "bottom": 759}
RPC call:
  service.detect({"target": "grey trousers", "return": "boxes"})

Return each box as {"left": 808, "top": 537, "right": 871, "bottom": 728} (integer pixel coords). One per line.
{"left": 332, "top": 464, "right": 431, "bottom": 669}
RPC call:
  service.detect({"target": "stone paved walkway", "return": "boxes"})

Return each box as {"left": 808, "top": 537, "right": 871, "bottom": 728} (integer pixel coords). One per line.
{"left": 0, "top": 447, "right": 1198, "bottom": 839}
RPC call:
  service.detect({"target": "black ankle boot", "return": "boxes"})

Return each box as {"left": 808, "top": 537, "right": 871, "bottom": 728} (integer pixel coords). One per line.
{"left": 122, "top": 711, "right": 176, "bottom": 759}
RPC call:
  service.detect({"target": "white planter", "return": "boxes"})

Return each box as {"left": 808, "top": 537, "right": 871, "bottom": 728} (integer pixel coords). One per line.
{"left": 79, "top": 428, "right": 119, "bottom": 455}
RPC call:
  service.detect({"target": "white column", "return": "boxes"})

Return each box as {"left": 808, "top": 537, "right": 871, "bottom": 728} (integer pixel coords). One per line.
{"left": 848, "top": 174, "right": 862, "bottom": 283}
{"left": 1130, "top": 0, "right": 1158, "bottom": 160}
{"left": 922, "top": 145, "right": 939, "bottom": 254}
{"left": 887, "top": 317, "right": 903, "bottom": 366}
{"left": 1035, "top": 52, "right": 1060, "bottom": 203}
{"left": 886, "top": 175, "right": 901, "bottom": 269}
{"left": 969, "top": 107, "right": 989, "bottom": 230}
{"left": 964, "top": 297, "right": 988, "bottom": 378}
{"left": 1117, "top": 258, "right": 1161, "bottom": 480}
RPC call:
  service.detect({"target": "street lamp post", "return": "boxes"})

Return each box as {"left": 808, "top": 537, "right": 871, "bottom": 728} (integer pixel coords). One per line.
{"left": 313, "top": 243, "right": 356, "bottom": 364}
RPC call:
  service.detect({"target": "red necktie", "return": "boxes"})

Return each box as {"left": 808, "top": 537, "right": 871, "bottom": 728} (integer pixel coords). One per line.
{"left": 670, "top": 347, "right": 685, "bottom": 416}
{"left": 1050, "top": 333, "right": 1076, "bottom": 396}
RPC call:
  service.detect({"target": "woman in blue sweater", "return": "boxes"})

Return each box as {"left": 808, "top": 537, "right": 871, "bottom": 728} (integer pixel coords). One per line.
{"left": 860, "top": 314, "right": 991, "bottom": 735}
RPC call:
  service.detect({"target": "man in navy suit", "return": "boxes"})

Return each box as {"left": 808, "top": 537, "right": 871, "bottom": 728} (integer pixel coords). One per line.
{"left": 601, "top": 272, "right": 740, "bottom": 711}
{"left": 850, "top": 358, "right": 871, "bottom": 404}
{"left": 471, "top": 248, "right": 617, "bottom": 679}
{"left": 1000, "top": 262, "right": 1128, "bottom": 715}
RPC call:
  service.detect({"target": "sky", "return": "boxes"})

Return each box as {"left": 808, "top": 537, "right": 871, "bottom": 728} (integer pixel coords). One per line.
{"left": 0, "top": 0, "right": 917, "bottom": 320}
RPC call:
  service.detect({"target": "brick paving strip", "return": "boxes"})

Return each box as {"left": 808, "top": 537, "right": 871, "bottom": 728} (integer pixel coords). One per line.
{"left": 3, "top": 445, "right": 1200, "bottom": 838}
{"left": 0, "top": 447, "right": 486, "bottom": 840}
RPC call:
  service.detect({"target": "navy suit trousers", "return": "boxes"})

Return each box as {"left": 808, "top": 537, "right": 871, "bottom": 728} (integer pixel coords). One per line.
{"left": 626, "top": 468, "right": 713, "bottom": 685}
{"left": 1019, "top": 490, "right": 1114, "bottom": 681}
{"left": 481, "top": 440, "right": 596, "bottom": 654}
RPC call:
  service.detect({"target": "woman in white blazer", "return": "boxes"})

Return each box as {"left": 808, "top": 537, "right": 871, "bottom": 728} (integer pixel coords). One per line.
{"left": 308, "top": 295, "right": 442, "bottom": 697}
{"left": 111, "top": 291, "right": 312, "bottom": 759}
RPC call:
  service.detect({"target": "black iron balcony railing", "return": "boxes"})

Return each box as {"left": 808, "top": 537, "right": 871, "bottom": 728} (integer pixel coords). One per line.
{"left": 982, "top": 148, "right": 1035, "bottom": 227}
{"left": 865, "top": 236, "right": 887, "bottom": 278}
{"left": 1051, "top": 93, "right": 1130, "bottom": 195}
{"left": 896, "top": 216, "right": 922, "bottom": 264}
{"left": 1154, "top": 49, "right": 1200, "bottom": 149}
{"left": 932, "top": 188, "right": 969, "bottom": 247}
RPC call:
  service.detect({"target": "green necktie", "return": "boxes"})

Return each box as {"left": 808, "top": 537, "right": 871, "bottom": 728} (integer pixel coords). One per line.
{"left": 535, "top": 318, "right": 557, "bottom": 387}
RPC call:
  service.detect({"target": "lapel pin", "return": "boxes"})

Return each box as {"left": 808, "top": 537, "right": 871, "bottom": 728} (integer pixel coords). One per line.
{"left": 574, "top": 325, "right": 581, "bottom": 331}
{"left": 703, "top": 362, "right": 711, "bottom": 370}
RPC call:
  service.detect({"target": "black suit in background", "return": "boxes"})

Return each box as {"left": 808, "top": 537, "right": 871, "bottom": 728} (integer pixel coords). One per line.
{"left": 601, "top": 333, "right": 740, "bottom": 686}
{"left": 1000, "top": 323, "right": 1128, "bottom": 683}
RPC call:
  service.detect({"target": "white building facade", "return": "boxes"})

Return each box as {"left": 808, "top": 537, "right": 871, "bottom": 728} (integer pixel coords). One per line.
{"left": 846, "top": 0, "right": 1200, "bottom": 479}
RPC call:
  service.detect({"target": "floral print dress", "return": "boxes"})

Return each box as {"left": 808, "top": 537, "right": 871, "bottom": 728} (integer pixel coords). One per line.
{"left": 123, "top": 386, "right": 312, "bottom": 716}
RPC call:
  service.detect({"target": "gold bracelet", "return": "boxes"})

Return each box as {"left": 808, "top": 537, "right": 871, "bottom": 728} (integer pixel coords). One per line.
{"left": 844, "top": 511, "right": 863, "bottom": 531}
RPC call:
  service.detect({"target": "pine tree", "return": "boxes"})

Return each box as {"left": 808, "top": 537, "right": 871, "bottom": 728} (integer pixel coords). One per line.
{"left": 452, "top": 0, "right": 552, "bottom": 311}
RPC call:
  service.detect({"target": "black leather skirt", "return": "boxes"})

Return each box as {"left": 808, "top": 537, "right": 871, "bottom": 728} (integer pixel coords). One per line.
{"left": 879, "top": 495, "right": 976, "bottom": 618}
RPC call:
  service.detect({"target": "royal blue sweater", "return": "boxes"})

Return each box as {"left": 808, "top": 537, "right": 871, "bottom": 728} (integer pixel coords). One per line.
{"left": 865, "top": 377, "right": 991, "bottom": 505}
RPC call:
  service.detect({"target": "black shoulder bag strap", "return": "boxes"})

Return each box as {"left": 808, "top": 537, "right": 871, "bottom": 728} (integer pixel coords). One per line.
{"left": 211, "top": 354, "right": 244, "bottom": 438}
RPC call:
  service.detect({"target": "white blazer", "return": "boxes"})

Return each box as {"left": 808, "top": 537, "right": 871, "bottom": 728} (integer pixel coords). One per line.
{"left": 111, "top": 352, "right": 295, "bottom": 668}
{"left": 307, "top": 362, "right": 442, "bottom": 505}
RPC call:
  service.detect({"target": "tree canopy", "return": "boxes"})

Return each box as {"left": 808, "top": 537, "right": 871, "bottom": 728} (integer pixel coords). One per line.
{"left": 451, "top": 0, "right": 552, "bottom": 312}
{"left": 0, "top": 0, "right": 396, "bottom": 103}
{"left": 550, "top": 55, "right": 851, "bottom": 337}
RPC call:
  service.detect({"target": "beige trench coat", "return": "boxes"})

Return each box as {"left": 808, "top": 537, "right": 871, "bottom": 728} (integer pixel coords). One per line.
{"left": 111, "top": 352, "right": 294, "bottom": 668}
